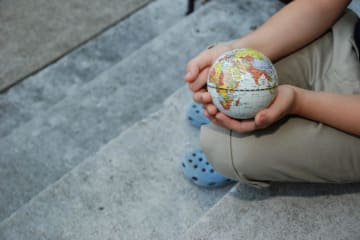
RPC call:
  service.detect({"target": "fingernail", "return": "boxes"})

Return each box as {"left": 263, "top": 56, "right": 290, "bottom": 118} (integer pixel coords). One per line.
{"left": 184, "top": 72, "right": 191, "bottom": 80}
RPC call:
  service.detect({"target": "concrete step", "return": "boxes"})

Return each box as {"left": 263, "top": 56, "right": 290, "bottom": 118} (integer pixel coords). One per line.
{"left": 0, "top": 86, "right": 234, "bottom": 240}
{"left": 350, "top": 0, "right": 360, "bottom": 15}
{"left": 183, "top": 183, "right": 360, "bottom": 240}
{"left": 0, "top": 0, "right": 153, "bottom": 91}
{"left": 0, "top": 0, "right": 281, "bottom": 223}
{"left": 0, "top": 0, "right": 186, "bottom": 138}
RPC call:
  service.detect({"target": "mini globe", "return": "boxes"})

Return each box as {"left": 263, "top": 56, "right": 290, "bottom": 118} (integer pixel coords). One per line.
{"left": 207, "top": 48, "right": 278, "bottom": 119}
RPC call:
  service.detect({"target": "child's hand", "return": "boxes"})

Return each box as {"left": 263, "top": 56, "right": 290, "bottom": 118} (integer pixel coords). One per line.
{"left": 185, "top": 43, "right": 232, "bottom": 120}
{"left": 210, "top": 85, "right": 298, "bottom": 133}
{"left": 185, "top": 43, "right": 232, "bottom": 98}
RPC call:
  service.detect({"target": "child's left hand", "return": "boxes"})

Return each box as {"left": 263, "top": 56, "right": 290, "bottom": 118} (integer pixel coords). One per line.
{"left": 201, "top": 85, "right": 298, "bottom": 133}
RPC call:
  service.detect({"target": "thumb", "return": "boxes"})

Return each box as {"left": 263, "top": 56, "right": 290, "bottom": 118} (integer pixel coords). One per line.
{"left": 185, "top": 50, "right": 215, "bottom": 82}
{"left": 254, "top": 109, "right": 271, "bottom": 128}
{"left": 255, "top": 98, "right": 290, "bottom": 128}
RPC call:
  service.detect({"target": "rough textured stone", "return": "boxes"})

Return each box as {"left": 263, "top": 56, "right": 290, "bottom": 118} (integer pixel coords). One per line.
{"left": 0, "top": 0, "right": 187, "bottom": 138}
{"left": 0, "top": 0, "right": 152, "bottom": 91}
{"left": 0, "top": 87, "right": 234, "bottom": 240}
{"left": 350, "top": 0, "right": 360, "bottom": 15}
{"left": 2, "top": 0, "right": 359, "bottom": 239}
{"left": 184, "top": 183, "right": 360, "bottom": 240}
{"left": 0, "top": 0, "right": 281, "bottom": 222}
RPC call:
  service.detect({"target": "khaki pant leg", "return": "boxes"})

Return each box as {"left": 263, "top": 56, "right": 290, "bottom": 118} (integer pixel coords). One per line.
{"left": 200, "top": 9, "right": 360, "bottom": 187}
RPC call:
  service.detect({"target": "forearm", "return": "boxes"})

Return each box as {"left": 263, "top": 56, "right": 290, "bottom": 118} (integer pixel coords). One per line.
{"left": 229, "top": 0, "right": 350, "bottom": 61}
{"left": 292, "top": 87, "right": 360, "bottom": 135}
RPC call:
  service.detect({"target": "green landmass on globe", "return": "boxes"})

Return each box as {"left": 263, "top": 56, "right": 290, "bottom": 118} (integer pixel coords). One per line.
{"left": 207, "top": 48, "right": 278, "bottom": 119}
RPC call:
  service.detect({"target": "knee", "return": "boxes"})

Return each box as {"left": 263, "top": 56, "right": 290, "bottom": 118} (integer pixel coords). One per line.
{"left": 233, "top": 149, "right": 267, "bottom": 181}
{"left": 200, "top": 123, "right": 280, "bottom": 184}
{"left": 230, "top": 139, "right": 281, "bottom": 183}
{"left": 200, "top": 124, "right": 239, "bottom": 180}
{"left": 201, "top": 128, "right": 273, "bottom": 187}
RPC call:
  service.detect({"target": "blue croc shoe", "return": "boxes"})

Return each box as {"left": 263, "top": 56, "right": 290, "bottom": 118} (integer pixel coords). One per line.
{"left": 181, "top": 149, "right": 235, "bottom": 188}
{"left": 186, "top": 102, "right": 210, "bottom": 128}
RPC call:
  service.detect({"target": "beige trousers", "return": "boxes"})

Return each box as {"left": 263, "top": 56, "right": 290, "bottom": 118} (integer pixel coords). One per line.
{"left": 200, "top": 9, "right": 360, "bottom": 188}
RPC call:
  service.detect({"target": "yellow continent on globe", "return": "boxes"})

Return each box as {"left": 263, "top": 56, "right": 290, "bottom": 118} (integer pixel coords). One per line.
{"left": 234, "top": 48, "right": 266, "bottom": 60}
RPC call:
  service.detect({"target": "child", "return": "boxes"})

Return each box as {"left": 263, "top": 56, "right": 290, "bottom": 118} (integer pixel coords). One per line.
{"left": 184, "top": 0, "right": 360, "bottom": 188}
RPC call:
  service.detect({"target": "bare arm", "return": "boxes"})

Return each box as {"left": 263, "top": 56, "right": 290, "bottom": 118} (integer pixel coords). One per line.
{"left": 186, "top": 0, "right": 351, "bottom": 90}
{"left": 228, "top": 0, "right": 351, "bottom": 61}
{"left": 186, "top": 0, "right": 359, "bottom": 135}
{"left": 293, "top": 87, "right": 360, "bottom": 135}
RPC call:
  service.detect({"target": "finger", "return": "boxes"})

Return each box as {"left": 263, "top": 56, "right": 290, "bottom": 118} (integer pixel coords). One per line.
{"left": 189, "top": 67, "right": 209, "bottom": 91}
{"left": 206, "top": 113, "right": 216, "bottom": 122}
{"left": 203, "top": 106, "right": 217, "bottom": 119}
{"left": 205, "top": 104, "right": 218, "bottom": 116}
{"left": 192, "top": 89, "right": 206, "bottom": 103}
{"left": 200, "top": 92, "right": 213, "bottom": 104}
{"left": 192, "top": 91, "right": 213, "bottom": 105}
{"left": 255, "top": 91, "right": 292, "bottom": 128}
{"left": 211, "top": 118, "right": 221, "bottom": 127}
{"left": 185, "top": 51, "right": 213, "bottom": 82}
{"left": 193, "top": 91, "right": 212, "bottom": 104}
{"left": 216, "top": 113, "right": 257, "bottom": 133}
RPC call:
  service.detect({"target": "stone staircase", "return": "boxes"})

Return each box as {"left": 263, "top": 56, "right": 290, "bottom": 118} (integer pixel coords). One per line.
{"left": 0, "top": 86, "right": 234, "bottom": 239}
{"left": 0, "top": 0, "right": 189, "bottom": 221}
{"left": 0, "top": 0, "right": 280, "bottom": 238}
{"left": 1, "top": 0, "right": 359, "bottom": 239}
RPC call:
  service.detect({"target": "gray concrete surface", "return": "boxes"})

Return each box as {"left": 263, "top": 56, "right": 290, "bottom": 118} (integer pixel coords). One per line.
{"left": 184, "top": 183, "right": 360, "bottom": 240}
{"left": 0, "top": 86, "right": 234, "bottom": 240}
{"left": 0, "top": 0, "right": 186, "bottom": 139}
{"left": 0, "top": 0, "right": 281, "bottom": 222}
{"left": 0, "top": 0, "right": 152, "bottom": 91}
{"left": 3, "top": 0, "right": 358, "bottom": 238}
{"left": 350, "top": 0, "right": 360, "bottom": 15}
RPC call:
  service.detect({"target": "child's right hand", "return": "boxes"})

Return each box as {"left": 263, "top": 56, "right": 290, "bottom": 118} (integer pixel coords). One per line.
{"left": 184, "top": 43, "right": 232, "bottom": 118}
{"left": 185, "top": 43, "right": 232, "bottom": 95}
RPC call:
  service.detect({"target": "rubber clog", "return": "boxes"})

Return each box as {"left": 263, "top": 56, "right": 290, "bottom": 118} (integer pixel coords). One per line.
{"left": 181, "top": 149, "right": 235, "bottom": 187}
{"left": 186, "top": 102, "right": 210, "bottom": 128}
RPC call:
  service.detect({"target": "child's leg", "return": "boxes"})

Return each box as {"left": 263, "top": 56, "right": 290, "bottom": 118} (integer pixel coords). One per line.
{"left": 200, "top": 9, "right": 360, "bottom": 187}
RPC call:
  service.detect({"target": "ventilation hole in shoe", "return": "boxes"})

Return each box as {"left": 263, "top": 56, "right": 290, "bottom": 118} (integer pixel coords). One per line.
{"left": 192, "top": 153, "right": 196, "bottom": 157}
{"left": 192, "top": 104, "right": 196, "bottom": 108}
{"left": 202, "top": 168, "right": 206, "bottom": 172}
{"left": 188, "top": 159, "right": 192, "bottom": 163}
{"left": 188, "top": 116, "right": 193, "bottom": 121}
{"left": 205, "top": 162, "right": 209, "bottom": 165}
{"left": 226, "top": 179, "right": 232, "bottom": 182}
{"left": 210, "top": 169, "right": 214, "bottom": 173}
{"left": 195, "top": 110, "right": 200, "bottom": 114}
{"left": 198, "top": 157, "right": 203, "bottom": 162}
{"left": 182, "top": 163, "right": 186, "bottom": 168}
{"left": 192, "top": 177, "right": 198, "bottom": 181}
{"left": 208, "top": 182, "right": 216, "bottom": 186}
{"left": 194, "top": 164, "right": 198, "bottom": 169}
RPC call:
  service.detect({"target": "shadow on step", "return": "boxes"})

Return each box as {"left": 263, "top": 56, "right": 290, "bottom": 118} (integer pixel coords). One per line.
{"left": 233, "top": 182, "right": 360, "bottom": 201}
